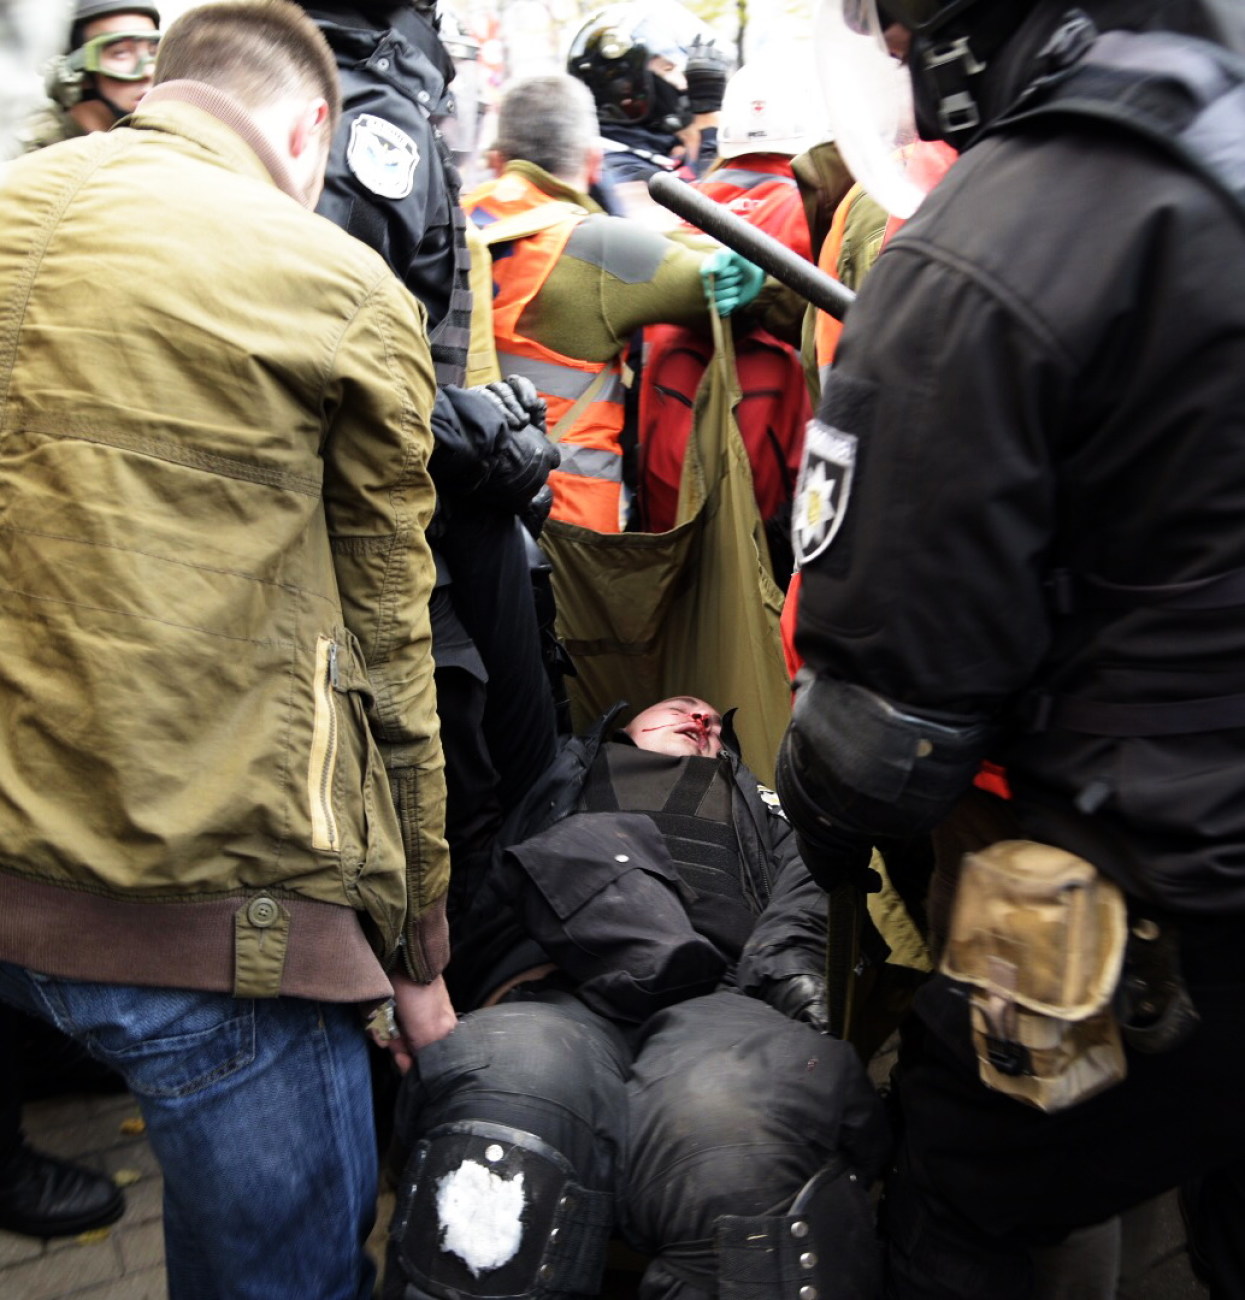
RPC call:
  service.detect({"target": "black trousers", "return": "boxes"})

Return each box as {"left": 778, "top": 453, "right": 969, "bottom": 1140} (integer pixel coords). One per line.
{"left": 387, "top": 988, "right": 888, "bottom": 1300}
{"left": 884, "top": 913, "right": 1245, "bottom": 1300}
{"left": 431, "top": 504, "right": 557, "bottom": 925}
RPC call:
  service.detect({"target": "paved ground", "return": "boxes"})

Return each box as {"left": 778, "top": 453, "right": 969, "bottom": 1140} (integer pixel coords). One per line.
{"left": 0, "top": 1081, "right": 1211, "bottom": 1299}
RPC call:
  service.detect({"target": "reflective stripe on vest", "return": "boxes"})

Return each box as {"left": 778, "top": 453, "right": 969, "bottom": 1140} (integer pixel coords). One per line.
{"left": 465, "top": 171, "right": 625, "bottom": 531}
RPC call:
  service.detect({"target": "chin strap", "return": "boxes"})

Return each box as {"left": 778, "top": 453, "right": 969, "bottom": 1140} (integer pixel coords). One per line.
{"left": 78, "top": 86, "right": 133, "bottom": 122}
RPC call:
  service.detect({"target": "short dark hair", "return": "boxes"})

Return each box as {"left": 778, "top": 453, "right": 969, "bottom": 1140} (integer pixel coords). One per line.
{"left": 154, "top": 1, "right": 341, "bottom": 133}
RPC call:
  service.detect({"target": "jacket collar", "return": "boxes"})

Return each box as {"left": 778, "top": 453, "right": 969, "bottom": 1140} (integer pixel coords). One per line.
{"left": 132, "top": 81, "right": 311, "bottom": 206}
{"left": 501, "top": 160, "right": 604, "bottom": 215}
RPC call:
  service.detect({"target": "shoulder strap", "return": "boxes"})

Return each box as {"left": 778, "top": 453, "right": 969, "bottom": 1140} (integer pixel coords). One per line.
{"left": 548, "top": 366, "right": 615, "bottom": 443}
{"left": 996, "top": 27, "right": 1245, "bottom": 231}
{"left": 476, "top": 200, "right": 589, "bottom": 248}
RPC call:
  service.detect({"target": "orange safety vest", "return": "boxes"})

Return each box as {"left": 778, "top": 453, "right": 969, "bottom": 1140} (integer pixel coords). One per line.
{"left": 464, "top": 171, "right": 627, "bottom": 532}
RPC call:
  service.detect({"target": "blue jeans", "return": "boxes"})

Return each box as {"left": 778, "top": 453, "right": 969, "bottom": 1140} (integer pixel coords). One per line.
{"left": 0, "top": 963, "right": 377, "bottom": 1300}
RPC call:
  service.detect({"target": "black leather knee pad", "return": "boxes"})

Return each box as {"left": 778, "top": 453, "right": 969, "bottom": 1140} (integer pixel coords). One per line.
{"left": 387, "top": 1120, "right": 614, "bottom": 1299}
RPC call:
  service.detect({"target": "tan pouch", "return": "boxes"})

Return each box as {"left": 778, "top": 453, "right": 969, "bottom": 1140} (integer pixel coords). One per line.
{"left": 941, "top": 839, "right": 1129, "bottom": 1113}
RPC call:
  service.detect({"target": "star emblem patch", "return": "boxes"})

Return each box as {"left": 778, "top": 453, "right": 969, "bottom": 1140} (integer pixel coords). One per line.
{"left": 793, "top": 418, "right": 857, "bottom": 566}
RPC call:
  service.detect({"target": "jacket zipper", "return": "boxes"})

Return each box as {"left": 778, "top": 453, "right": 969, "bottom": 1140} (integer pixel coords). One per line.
{"left": 308, "top": 636, "right": 340, "bottom": 852}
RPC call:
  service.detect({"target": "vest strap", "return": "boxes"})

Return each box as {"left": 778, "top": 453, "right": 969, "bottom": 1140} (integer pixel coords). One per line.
{"left": 548, "top": 366, "right": 617, "bottom": 444}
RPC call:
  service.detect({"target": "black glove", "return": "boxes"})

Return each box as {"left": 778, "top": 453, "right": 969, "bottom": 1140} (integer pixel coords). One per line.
{"left": 474, "top": 377, "right": 560, "bottom": 512}
{"left": 476, "top": 374, "right": 548, "bottom": 435}
{"left": 760, "top": 973, "right": 831, "bottom": 1034}
{"left": 794, "top": 827, "right": 881, "bottom": 896}
{"left": 684, "top": 37, "right": 729, "bottom": 115}
{"left": 519, "top": 482, "right": 554, "bottom": 539}
{"left": 776, "top": 713, "right": 881, "bottom": 895}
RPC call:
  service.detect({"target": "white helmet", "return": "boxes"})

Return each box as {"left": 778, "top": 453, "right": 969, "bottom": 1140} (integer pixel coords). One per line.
{"left": 718, "top": 54, "right": 824, "bottom": 160}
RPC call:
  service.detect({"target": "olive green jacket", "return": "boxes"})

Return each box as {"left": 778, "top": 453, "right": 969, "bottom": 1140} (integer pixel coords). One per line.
{"left": 0, "top": 82, "right": 448, "bottom": 999}
{"left": 18, "top": 101, "right": 86, "bottom": 154}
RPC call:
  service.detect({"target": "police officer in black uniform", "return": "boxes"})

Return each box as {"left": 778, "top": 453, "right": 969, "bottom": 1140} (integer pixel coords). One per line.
{"left": 384, "top": 696, "right": 888, "bottom": 1300}
{"left": 777, "top": 1, "right": 1245, "bottom": 1296}
{"left": 566, "top": 4, "right": 730, "bottom": 191}
{"left": 297, "top": 0, "right": 562, "bottom": 923}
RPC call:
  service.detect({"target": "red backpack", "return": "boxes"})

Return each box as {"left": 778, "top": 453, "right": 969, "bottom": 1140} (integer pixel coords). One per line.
{"left": 638, "top": 320, "right": 810, "bottom": 581}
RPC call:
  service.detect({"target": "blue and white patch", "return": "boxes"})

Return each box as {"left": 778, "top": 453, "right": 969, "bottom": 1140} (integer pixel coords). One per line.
{"left": 757, "top": 785, "right": 788, "bottom": 820}
{"left": 793, "top": 418, "right": 857, "bottom": 567}
{"left": 346, "top": 113, "right": 419, "bottom": 200}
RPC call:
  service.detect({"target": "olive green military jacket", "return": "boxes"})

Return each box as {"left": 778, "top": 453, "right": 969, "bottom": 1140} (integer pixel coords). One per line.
{"left": 0, "top": 82, "right": 448, "bottom": 999}
{"left": 18, "top": 101, "right": 86, "bottom": 155}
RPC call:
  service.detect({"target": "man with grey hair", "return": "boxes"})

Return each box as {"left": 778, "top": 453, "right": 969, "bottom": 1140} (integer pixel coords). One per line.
{"left": 464, "top": 72, "right": 769, "bottom": 533}
{"left": 0, "top": 2, "right": 453, "bottom": 1294}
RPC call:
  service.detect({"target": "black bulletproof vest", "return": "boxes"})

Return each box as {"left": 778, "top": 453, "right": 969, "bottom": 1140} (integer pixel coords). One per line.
{"left": 579, "top": 743, "right": 757, "bottom": 961}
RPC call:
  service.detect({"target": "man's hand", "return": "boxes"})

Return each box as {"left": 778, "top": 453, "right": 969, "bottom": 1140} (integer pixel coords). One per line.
{"left": 699, "top": 249, "right": 765, "bottom": 316}
{"left": 761, "top": 973, "right": 832, "bottom": 1034}
{"left": 475, "top": 376, "right": 560, "bottom": 511}
{"left": 684, "top": 37, "right": 729, "bottom": 115}
{"left": 476, "top": 374, "right": 547, "bottom": 433}
{"left": 378, "top": 971, "right": 457, "bottom": 1074}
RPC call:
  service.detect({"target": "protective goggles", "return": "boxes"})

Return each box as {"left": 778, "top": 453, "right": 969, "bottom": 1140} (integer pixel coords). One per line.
{"left": 69, "top": 29, "right": 161, "bottom": 81}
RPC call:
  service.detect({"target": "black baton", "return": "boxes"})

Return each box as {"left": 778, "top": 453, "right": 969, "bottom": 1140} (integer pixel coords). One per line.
{"left": 647, "top": 170, "right": 856, "bottom": 322}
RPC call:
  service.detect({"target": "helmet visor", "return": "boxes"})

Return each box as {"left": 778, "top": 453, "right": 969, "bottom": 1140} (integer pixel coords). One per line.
{"left": 75, "top": 29, "right": 160, "bottom": 81}
{"left": 815, "top": 0, "right": 926, "bottom": 218}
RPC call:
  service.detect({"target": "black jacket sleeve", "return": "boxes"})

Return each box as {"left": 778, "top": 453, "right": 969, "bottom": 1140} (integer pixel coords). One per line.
{"left": 734, "top": 814, "right": 828, "bottom": 992}
{"left": 428, "top": 385, "right": 506, "bottom": 499}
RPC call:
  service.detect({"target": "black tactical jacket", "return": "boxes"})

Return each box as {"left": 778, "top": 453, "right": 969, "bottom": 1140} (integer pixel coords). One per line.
{"left": 446, "top": 708, "right": 828, "bottom": 1014}
{"left": 307, "top": 2, "right": 472, "bottom": 384}
{"left": 795, "top": 11, "right": 1245, "bottom": 914}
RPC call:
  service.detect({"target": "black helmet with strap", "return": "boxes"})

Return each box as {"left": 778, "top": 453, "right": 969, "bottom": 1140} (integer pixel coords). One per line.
{"left": 70, "top": 0, "right": 160, "bottom": 48}
{"left": 567, "top": 13, "right": 661, "bottom": 126}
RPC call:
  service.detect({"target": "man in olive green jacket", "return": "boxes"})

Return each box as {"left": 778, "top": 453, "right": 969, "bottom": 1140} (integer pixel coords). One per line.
{"left": 0, "top": 4, "right": 452, "bottom": 1295}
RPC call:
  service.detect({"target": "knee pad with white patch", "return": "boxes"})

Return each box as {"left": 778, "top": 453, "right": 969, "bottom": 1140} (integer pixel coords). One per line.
{"left": 388, "top": 1120, "right": 614, "bottom": 1299}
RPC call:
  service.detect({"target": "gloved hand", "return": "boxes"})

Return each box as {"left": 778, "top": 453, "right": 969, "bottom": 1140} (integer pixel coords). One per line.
{"left": 795, "top": 829, "right": 882, "bottom": 895}
{"left": 684, "top": 36, "right": 730, "bottom": 115}
{"left": 760, "top": 973, "right": 831, "bottom": 1034}
{"left": 699, "top": 249, "right": 765, "bottom": 317}
{"left": 476, "top": 374, "right": 548, "bottom": 435}
{"left": 474, "top": 375, "right": 560, "bottom": 512}
{"left": 519, "top": 482, "right": 554, "bottom": 539}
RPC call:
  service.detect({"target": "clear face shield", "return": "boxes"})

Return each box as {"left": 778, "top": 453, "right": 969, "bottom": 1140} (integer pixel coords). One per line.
{"left": 815, "top": 0, "right": 928, "bottom": 218}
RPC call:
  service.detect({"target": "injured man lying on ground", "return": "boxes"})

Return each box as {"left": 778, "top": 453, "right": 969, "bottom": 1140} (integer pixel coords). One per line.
{"left": 382, "top": 695, "right": 890, "bottom": 1300}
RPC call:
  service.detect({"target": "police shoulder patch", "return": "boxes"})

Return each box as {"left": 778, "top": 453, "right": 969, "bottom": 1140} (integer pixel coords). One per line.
{"left": 346, "top": 113, "right": 420, "bottom": 200}
{"left": 757, "top": 785, "right": 788, "bottom": 820}
{"left": 793, "top": 417, "right": 857, "bottom": 567}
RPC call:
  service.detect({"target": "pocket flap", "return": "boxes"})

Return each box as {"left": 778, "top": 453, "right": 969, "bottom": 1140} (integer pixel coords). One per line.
{"left": 504, "top": 812, "right": 681, "bottom": 919}
{"left": 941, "top": 840, "right": 1128, "bottom": 1020}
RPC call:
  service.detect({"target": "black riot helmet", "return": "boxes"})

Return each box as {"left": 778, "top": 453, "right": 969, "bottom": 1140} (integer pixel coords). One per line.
{"left": 567, "top": 14, "right": 657, "bottom": 124}
{"left": 566, "top": 5, "right": 706, "bottom": 137}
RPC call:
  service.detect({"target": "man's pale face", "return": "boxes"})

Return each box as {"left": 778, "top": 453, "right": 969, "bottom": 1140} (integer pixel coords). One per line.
{"left": 83, "top": 12, "right": 159, "bottom": 114}
{"left": 625, "top": 697, "right": 723, "bottom": 758}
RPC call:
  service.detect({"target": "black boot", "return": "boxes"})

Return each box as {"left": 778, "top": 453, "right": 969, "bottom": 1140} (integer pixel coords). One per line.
{"left": 0, "top": 1141, "right": 125, "bottom": 1238}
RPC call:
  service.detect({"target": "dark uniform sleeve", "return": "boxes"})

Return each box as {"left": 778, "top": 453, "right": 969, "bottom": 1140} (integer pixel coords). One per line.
{"left": 734, "top": 814, "right": 828, "bottom": 993}
{"left": 795, "top": 236, "right": 1074, "bottom": 718}
{"left": 316, "top": 56, "right": 456, "bottom": 331}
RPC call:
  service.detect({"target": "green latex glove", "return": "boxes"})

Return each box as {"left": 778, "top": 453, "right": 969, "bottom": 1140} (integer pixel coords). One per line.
{"left": 699, "top": 248, "right": 765, "bottom": 317}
